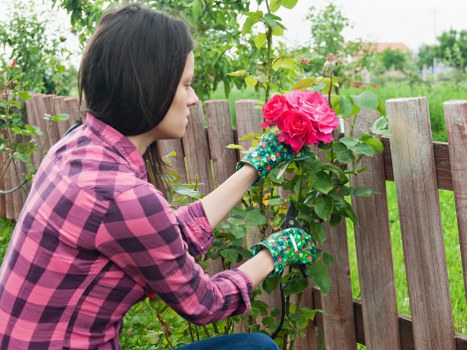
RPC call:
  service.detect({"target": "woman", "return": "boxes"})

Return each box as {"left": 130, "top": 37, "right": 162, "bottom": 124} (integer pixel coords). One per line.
{"left": 0, "top": 4, "right": 316, "bottom": 349}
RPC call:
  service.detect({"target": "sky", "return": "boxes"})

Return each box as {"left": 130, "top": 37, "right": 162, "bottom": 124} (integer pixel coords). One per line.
{"left": 1, "top": 0, "right": 466, "bottom": 61}
{"left": 278, "top": 0, "right": 467, "bottom": 51}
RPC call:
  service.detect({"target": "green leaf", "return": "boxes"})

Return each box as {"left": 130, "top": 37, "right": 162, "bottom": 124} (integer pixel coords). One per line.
{"left": 18, "top": 92, "right": 31, "bottom": 101}
{"left": 310, "top": 222, "right": 326, "bottom": 244}
{"left": 313, "top": 195, "right": 333, "bottom": 221}
{"left": 339, "top": 136, "right": 358, "bottom": 148}
{"left": 245, "top": 210, "right": 268, "bottom": 225}
{"left": 372, "top": 116, "right": 388, "bottom": 132}
{"left": 282, "top": 0, "right": 299, "bottom": 9}
{"left": 263, "top": 275, "right": 281, "bottom": 294}
{"left": 173, "top": 186, "right": 202, "bottom": 199}
{"left": 322, "top": 253, "right": 334, "bottom": 266}
{"left": 251, "top": 300, "right": 269, "bottom": 315}
{"left": 351, "top": 91, "right": 379, "bottom": 110}
{"left": 343, "top": 202, "right": 358, "bottom": 224}
{"left": 51, "top": 113, "right": 70, "bottom": 122}
{"left": 352, "top": 141, "right": 375, "bottom": 157}
{"left": 353, "top": 187, "right": 378, "bottom": 197}
{"left": 312, "top": 171, "right": 333, "bottom": 194}
{"left": 55, "top": 63, "right": 65, "bottom": 73}
{"left": 242, "top": 11, "right": 263, "bottom": 35}
{"left": 338, "top": 95, "right": 354, "bottom": 117}
{"left": 226, "top": 144, "right": 244, "bottom": 150}
{"left": 307, "top": 261, "right": 330, "bottom": 294}
{"left": 227, "top": 69, "right": 248, "bottom": 77}
{"left": 292, "top": 77, "right": 318, "bottom": 90}
{"left": 254, "top": 33, "right": 267, "bottom": 49}
{"left": 272, "top": 56, "right": 295, "bottom": 71}
{"left": 220, "top": 248, "right": 239, "bottom": 262}
{"left": 270, "top": 0, "right": 282, "bottom": 12}
{"left": 284, "top": 276, "right": 308, "bottom": 296}
{"left": 245, "top": 75, "right": 258, "bottom": 87}
{"left": 364, "top": 137, "right": 384, "bottom": 153}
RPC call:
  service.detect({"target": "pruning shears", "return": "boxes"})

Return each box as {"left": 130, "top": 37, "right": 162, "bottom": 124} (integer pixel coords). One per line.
{"left": 271, "top": 201, "right": 309, "bottom": 339}
{"left": 279, "top": 201, "right": 308, "bottom": 278}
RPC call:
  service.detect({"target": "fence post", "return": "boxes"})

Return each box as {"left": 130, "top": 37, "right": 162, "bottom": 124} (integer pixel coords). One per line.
{"left": 386, "top": 97, "right": 455, "bottom": 350}
{"left": 444, "top": 100, "right": 467, "bottom": 304}
{"left": 346, "top": 111, "right": 401, "bottom": 349}
{"left": 205, "top": 100, "right": 237, "bottom": 186}
{"left": 182, "top": 101, "right": 213, "bottom": 194}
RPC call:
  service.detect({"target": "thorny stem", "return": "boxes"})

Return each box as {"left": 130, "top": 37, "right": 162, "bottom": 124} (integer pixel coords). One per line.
{"left": 265, "top": 0, "right": 273, "bottom": 103}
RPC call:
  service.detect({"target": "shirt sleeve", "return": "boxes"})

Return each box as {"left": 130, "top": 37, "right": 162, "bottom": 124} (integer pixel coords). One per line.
{"left": 174, "top": 201, "right": 214, "bottom": 257}
{"left": 95, "top": 183, "right": 253, "bottom": 325}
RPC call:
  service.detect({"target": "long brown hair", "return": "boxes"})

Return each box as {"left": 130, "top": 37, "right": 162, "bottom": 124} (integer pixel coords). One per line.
{"left": 78, "top": 3, "right": 194, "bottom": 195}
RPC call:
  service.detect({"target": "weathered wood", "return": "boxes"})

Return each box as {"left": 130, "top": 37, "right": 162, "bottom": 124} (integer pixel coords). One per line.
{"left": 320, "top": 221, "right": 357, "bottom": 350}
{"left": 235, "top": 100, "right": 262, "bottom": 154}
{"left": 182, "top": 102, "right": 213, "bottom": 194}
{"left": 0, "top": 152, "right": 5, "bottom": 218}
{"left": 4, "top": 161, "right": 14, "bottom": 221}
{"left": 312, "top": 287, "right": 467, "bottom": 350}
{"left": 64, "top": 97, "right": 82, "bottom": 126}
{"left": 205, "top": 100, "right": 237, "bottom": 186}
{"left": 346, "top": 111, "right": 400, "bottom": 350}
{"left": 443, "top": 100, "right": 467, "bottom": 303}
{"left": 381, "top": 138, "right": 452, "bottom": 190}
{"left": 159, "top": 139, "right": 188, "bottom": 184}
{"left": 25, "top": 95, "right": 43, "bottom": 171}
{"left": 41, "top": 95, "right": 61, "bottom": 147}
{"left": 295, "top": 285, "right": 318, "bottom": 350}
{"left": 54, "top": 96, "right": 73, "bottom": 137}
{"left": 386, "top": 97, "right": 455, "bottom": 350}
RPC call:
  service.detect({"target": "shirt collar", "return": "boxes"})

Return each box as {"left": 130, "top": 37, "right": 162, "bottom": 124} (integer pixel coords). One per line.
{"left": 85, "top": 113, "right": 148, "bottom": 180}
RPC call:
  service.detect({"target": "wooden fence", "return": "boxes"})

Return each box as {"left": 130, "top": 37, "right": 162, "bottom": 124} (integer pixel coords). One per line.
{"left": 1, "top": 94, "right": 466, "bottom": 349}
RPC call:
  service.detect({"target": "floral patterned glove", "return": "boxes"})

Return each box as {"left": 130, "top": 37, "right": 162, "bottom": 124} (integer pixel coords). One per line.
{"left": 251, "top": 227, "right": 317, "bottom": 277}
{"left": 237, "top": 133, "right": 311, "bottom": 180}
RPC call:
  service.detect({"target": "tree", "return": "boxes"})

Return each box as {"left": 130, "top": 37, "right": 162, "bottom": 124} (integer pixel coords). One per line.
{"left": 378, "top": 49, "right": 408, "bottom": 72}
{"left": 52, "top": 0, "right": 251, "bottom": 100}
{"left": 0, "top": 0, "right": 76, "bottom": 95}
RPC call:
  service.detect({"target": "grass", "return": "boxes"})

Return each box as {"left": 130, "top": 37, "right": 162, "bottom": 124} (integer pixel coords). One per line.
{"left": 347, "top": 182, "right": 467, "bottom": 334}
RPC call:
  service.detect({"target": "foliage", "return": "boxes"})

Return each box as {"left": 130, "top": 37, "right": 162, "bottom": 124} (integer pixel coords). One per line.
{"left": 0, "top": 60, "right": 70, "bottom": 195}
{"left": 416, "top": 29, "right": 467, "bottom": 82}
{"left": 52, "top": 0, "right": 253, "bottom": 100}
{"left": 0, "top": 0, "right": 76, "bottom": 95}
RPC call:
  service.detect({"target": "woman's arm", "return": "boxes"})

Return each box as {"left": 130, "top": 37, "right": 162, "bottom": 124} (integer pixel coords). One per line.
{"left": 200, "top": 164, "right": 258, "bottom": 228}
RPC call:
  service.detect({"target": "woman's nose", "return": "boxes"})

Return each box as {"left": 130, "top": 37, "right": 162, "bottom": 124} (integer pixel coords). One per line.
{"left": 188, "top": 89, "right": 199, "bottom": 107}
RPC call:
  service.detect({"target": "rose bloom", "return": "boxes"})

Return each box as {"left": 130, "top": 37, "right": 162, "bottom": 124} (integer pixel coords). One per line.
{"left": 10, "top": 61, "right": 16, "bottom": 68}
{"left": 277, "top": 109, "right": 318, "bottom": 152}
{"left": 261, "top": 94, "right": 289, "bottom": 128}
{"left": 285, "top": 90, "right": 339, "bottom": 144}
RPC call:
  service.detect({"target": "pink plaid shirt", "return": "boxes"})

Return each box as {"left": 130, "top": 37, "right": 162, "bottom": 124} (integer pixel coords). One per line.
{"left": 0, "top": 114, "right": 252, "bottom": 349}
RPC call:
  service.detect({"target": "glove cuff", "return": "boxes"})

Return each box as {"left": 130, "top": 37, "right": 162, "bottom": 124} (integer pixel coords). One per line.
{"left": 250, "top": 241, "right": 284, "bottom": 277}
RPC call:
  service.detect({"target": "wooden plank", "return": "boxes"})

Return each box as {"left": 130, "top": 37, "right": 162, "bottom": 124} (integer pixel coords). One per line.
{"left": 295, "top": 285, "right": 318, "bottom": 350}
{"left": 205, "top": 100, "right": 237, "bottom": 186}
{"left": 0, "top": 152, "right": 5, "bottom": 218}
{"left": 386, "top": 97, "right": 455, "bottom": 350}
{"left": 381, "top": 138, "right": 452, "bottom": 190}
{"left": 235, "top": 100, "right": 262, "bottom": 160}
{"left": 64, "top": 97, "right": 82, "bottom": 125}
{"left": 443, "top": 100, "right": 467, "bottom": 303}
{"left": 320, "top": 221, "right": 357, "bottom": 350}
{"left": 31, "top": 94, "right": 50, "bottom": 161}
{"left": 346, "top": 111, "right": 400, "bottom": 350}
{"left": 54, "top": 95, "right": 72, "bottom": 137}
{"left": 40, "top": 95, "right": 61, "bottom": 147}
{"left": 182, "top": 101, "right": 213, "bottom": 194}
{"left": 159, "top": 139, "right": 188, "bottom": 184}
{"left": 312, "top": 287, "right": 467, "bottom": 350}
{"left": 25, "top": 95, "right": 43, "bottom": 171}
{"left": 4, "top": 160, "right": 15, "bottom": 221}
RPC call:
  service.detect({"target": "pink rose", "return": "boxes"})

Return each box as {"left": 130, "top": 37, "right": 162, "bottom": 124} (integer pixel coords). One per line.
{"left": 285, "top": 90, "right": 339, "bottom": 143}
{"left": 277, "top": 109, "right": 317, "bottom": 152}
{"left": 261, "top": 94, "right": 289, "bottom": 128}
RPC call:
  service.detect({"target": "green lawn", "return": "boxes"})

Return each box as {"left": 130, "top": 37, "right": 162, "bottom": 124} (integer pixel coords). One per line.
{"left": 347, "top": 182, "right": 467, "bottom": 334}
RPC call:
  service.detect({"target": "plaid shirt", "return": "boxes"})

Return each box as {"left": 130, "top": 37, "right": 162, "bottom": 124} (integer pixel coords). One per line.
{"left": 0, "top": 114, "right": 252, "bottom": 349}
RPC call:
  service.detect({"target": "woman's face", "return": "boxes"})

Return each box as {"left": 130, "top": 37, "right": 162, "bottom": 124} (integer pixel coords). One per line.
{"left": 152, "top": 51, "right": 198, "bottom": 139}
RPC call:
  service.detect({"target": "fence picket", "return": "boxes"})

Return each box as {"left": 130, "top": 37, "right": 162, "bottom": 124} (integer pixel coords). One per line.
{"left": 182, "top": 102, "right": 213, "bottom": 194}
{"left": 235, "top": 100, "right": 262, "bottom": 153}
{"left": 54, "top": 96, "right": 73, "bottom": 137}
{"left": 159, "top": 139, "right": 187, "bottom": 184}
{"left": 320, "top": 221, "right": 357, "bottom": 350}
{"left": 205, "top": 100, "right": 237, "bottom": 186}
{"left": 346, "top": 111, "right": 400, "bottom": 349}
{"left": 0, "top": 152, "right": 5, "bottom": 218}
{"left": 444, "top": 100, "right": 467, "bottom": 303}
{"left": 386, "top": 97, "right": 455, "bottom": 350}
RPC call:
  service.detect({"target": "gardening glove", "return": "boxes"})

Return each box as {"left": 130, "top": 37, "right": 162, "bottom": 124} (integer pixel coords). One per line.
{"left": 237, "top": 133, "right": 311, "bottom": 181}
{"left": 251, "top": 227, "right": 318, "bottom": 277}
